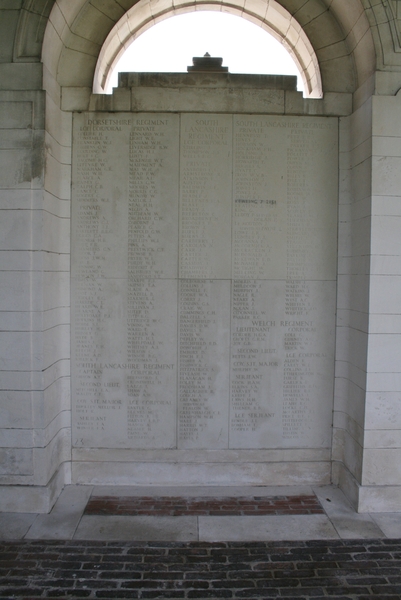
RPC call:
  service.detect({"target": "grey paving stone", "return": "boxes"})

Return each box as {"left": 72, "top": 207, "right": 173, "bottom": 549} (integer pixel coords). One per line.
{"left": 198, "top": 515, "right": 339, "bottom": 542}
{"left": 74, "top": 515, "right": 198, "bottom": 541}
{"left": 25, "top": 484, "right": 93, "bottom": 540}
{"left": 371, "top": 513, "right": 401, "bottom": 538}
{"left": 330, "top": 514, "right": 386, "bottom": 539}
{"left": 0, "top": 513, "right": 36, "bottom": 539}
{"left": 313, "top": 485, "right": 386, "bottom": 539}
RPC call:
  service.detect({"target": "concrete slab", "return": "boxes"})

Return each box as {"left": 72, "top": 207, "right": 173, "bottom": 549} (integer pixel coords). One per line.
{"left": 74, "top": 515, "right": 198, "bottom": 541}
{"left": 198, "top": 514, "right": 339, "bottom": 541}
{"left": 330, "top": 515, "right": 385, "bottom": 539}
{"left": 25, "top": 485, "right": 93, "bottom": 539}
{"left": 313, "top": 485, "right": 385, "bottom": 539}
{"left": 0, "top": 513, "right": 37, "bottom": 539}
{"left": 370, "top": 513, "right": 401, "bottom": 538}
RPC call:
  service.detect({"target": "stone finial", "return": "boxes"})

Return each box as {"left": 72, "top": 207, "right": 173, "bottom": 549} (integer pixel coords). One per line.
{"left": 187, "top": 53, "right": 228, "bottom": 72}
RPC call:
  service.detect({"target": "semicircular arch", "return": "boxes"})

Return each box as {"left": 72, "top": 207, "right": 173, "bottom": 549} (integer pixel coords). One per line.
{"left": 94, "top": 1, "right": 322, "bottom": 98}
{"left": 40, "top": 0, "right": 383, "bottom": 103}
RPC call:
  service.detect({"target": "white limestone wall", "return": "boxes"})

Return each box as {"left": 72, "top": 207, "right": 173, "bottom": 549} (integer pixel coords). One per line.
{"left": 333, "top": 97, "right": 373, "bottom": 507}
{"left": 0, "top": 88, "right": 58, "bottom": 512}
{"left": 359, "top": 93, "right": 401, "bottom": 511}
{"left": 334, "top": 89, "right": 401, "bottom": 512}
{"left": 0, "top": 0, "right": 400, "bottom": 514}
{"left": 40, "top": 66, "right": 73, "bottom": 503}
{"left": 0, "top": 7, "right": 71, "bottom": 513}
{"left": 0, "top": 91, "right": 43, "bottom": 483}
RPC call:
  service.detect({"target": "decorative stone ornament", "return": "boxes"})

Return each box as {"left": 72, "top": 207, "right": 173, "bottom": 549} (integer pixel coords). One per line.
{"left": 187, "top": 53, "right": 229, "bottom": 72}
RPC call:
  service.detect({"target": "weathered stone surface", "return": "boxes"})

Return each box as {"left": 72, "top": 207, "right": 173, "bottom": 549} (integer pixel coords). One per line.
{"left": 71, "top": 111, "right": 338, "bottom": 468}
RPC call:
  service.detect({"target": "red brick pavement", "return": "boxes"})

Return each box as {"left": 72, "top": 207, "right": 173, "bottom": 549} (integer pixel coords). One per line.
{"left": 84, "top": 495, "right": 324, "bottom": 517}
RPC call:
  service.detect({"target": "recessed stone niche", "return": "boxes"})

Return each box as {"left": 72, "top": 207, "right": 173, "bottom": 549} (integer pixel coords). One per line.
{"left": 71, "top": 77, "right": 338, "bottom": 485}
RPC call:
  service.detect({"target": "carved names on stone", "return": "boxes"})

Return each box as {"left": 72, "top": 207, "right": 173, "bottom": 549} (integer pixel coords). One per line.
{"left": 126, "top": 117, "right": 178, "bottom": 448}
{"left": 180, "top": 115, "right": 232, "bottom": 279}
{"left": 72, "top": 114, "right": 179, "bottom": 448}
{"left": 178, "top": 279, "right": 230, "bottom": 448}
{"left": 233, "top": 118, "right": 287, "bottom": 279}
{"left": 72, "top": 118, "right": 129, "bottom": 447}
{"left": 71, "top": 112, "right": 338, "bottom": 453}
{"left": 230, "top": 280, "right": 281, "bottom": 448}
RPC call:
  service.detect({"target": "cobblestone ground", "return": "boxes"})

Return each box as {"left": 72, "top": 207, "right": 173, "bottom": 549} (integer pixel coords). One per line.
{"left": 1, "top": 539, "right": 401, "bottom": 599}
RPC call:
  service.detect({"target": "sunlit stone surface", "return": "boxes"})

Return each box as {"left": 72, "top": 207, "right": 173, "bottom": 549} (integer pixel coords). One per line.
{"left": 71, "top": 112, "right": 338, "bottom": 457}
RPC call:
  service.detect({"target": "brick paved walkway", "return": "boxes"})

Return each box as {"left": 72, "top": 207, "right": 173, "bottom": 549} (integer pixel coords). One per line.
{"left": 1, "top": 539, "right": 401, "bottom": 599}
{"left": 84, "top": 496, "right": 324, "bottom": 517}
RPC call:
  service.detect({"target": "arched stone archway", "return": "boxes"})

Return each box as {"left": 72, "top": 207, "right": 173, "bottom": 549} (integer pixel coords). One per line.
{"left": 93, "top": 0, "right": 323, "bottom": 98}
{"left": 5, "top": 0, "right": 401, "bottom": 514}
{"left": 40, "top": 0, "right": 369, "bottom": 497}
{"left": 41, "top": 0, "right": 377, "bottom": 99}
{"left": 39, "top": 0, "right": 396, "bottom": 511}
{"left": 18, "top": 0, "right": 401, "bottom": 98}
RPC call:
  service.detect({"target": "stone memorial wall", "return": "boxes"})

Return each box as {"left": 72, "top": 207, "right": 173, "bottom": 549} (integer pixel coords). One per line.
{"left": 71, "top": 112, "right": 338, "bottom": 455}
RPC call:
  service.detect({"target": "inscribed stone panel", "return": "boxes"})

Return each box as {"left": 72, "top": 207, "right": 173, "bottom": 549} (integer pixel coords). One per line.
{"left": 179, "top": 114, "right": 232, "bottom": 279}
{"left": 233, "top": 117, "right": 287, "bottom": 279}
{"left": 72, "top": 113, "right": 179, "bottom": 449}
{"left": 178, "top": 279, "right": 230, "bottom": 449}
{"left": 71, "top": 112, "right": 338, "bottom": 453}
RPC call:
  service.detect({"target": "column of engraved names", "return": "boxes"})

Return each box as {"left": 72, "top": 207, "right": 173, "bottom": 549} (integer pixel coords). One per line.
{"left": 230, "top": 280, "right": 281, "bottom": 448}
{"left": 233, "top": 118, "right": 287, "bottom": 280}
{"left": 230, "top": 117, "right": 287, "bottom": 448}
{"left": 281, "top": 317, "right": 316, "bottom": 441}
{"left": 287, "top": 125, "right": 316, "bottom": 280}
{"left": 282, "top": 119, "right": 337, "bottom": 445}
{"left": 127, "top": 117, "right": 178, "bottom": 448}
{"left": 284, "top": 126, "right": 318, "bottom": 441}
{"left": 178, "top": 114, "right": 231, "bottom": 448}
{"left": 72, "top": 122, "right": 121, "bottom": 441}
{"left": 286, "top": 121, "right": 337, "bottom": 280}
{"left": 178, "top": 280, "right": 229, "bottom": 448}
{"left": 179, "top": 115, "right": 232, "bottom": 279}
